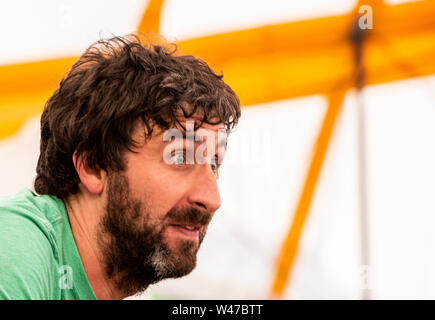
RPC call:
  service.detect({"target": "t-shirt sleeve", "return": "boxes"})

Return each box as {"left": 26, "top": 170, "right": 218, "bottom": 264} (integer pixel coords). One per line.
{"left": 0, "top": 208, "right": 57, "bottom": 300}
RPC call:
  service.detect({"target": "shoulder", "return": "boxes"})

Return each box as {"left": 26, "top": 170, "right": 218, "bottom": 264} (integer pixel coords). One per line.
{"left": 0, "top": 189, "right": 62, "bottom": 299}
{"left": 0, "top": 189, "right": 63, "bottom": 250}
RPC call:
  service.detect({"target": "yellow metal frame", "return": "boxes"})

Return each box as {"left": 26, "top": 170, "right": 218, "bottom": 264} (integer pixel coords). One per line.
{"left": 271, "top": 89, "right": 346, "bottom": 297}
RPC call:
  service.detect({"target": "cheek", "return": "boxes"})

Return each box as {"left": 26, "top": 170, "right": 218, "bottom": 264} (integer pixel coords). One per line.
{"left": 124, "top": 162, "right": 187, "bottom": 217}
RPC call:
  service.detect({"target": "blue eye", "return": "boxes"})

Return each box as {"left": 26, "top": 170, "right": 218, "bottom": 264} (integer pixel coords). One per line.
{"left": 210, "top": 157, "right": 220, "bottom": 178}
{"left": 173, "top": 152, "right": 185, "bottom": 165}
{"left": 210, "top": 161, "right": 217, "bottom": 172}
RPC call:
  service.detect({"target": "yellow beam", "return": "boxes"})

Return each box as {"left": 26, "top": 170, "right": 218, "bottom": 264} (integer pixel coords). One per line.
{"left": 270, "top": 89, "right": 346, "bottom": 298}
{"left": 137, "top": 0, "right": 164, "bottom": 34}
{"left": 0, "top": 58, "right": 76, "bottom": 139}
{"left": 268, "top": 0, "right": 387, "bottom": 299}
{"left": 0, "top": 0, "right": 434, "bottom": 139}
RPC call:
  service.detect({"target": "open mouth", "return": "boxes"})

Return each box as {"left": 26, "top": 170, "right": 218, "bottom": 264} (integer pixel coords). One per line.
{"left": 169, "top": 223, "right": 200, "bottom": 239}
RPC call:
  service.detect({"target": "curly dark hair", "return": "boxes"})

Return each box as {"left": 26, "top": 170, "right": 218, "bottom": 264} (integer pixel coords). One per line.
{"left": 34, "top": 34, "right": 241, "bottom": 199}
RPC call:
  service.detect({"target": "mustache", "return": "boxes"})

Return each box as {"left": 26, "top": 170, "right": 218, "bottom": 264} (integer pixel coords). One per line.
{"left": 165, "top": 207, "right": 211, "bottom": 227}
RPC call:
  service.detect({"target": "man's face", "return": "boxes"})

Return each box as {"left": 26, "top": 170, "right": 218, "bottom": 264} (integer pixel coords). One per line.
{"left": 97, "top": 118, "right": 227, "bottom": 296}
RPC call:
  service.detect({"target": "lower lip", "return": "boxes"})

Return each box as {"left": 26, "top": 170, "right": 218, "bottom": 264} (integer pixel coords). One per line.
{"left": 169, "top": 225, "right": 199, "bottom": 240}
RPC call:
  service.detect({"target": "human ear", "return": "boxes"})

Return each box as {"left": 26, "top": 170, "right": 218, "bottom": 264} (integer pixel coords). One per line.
{"left": 72, "top": 151, "right": 107, "bottom": 195}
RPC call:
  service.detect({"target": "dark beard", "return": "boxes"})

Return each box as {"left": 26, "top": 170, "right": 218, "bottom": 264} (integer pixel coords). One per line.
{"left": 97, "top": 171, "right": 211, "bottom": 297}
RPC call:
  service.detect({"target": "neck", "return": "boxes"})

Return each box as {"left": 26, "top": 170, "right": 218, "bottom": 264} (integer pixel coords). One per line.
{"left": 64, "top": 188, "right": 127, "bottom": 300}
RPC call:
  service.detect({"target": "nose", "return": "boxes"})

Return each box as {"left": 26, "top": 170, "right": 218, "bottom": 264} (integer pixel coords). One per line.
{"left": 187, "top": 164, "right": 221, "bottom": 213}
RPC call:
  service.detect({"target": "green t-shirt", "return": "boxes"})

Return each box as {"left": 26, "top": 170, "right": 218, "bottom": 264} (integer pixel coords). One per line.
{"left": 0, "top": 188, "right": 97, "bottom": 300}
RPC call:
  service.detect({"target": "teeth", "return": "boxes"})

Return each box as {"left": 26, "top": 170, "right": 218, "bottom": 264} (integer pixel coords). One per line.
{"left": 181, "top": 225, "right": 195, "bottom": 230}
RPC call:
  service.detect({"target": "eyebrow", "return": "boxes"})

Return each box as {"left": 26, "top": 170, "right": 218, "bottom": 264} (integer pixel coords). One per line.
{"left": 177, "top": 129, "right": 227, "bottom": 145}
{"left": 166, "top": 131, "right": 227, "bottom": 152}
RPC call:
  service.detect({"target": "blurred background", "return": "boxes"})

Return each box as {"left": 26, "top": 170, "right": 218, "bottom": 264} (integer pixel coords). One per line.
{"left": 1, "top": 0, "right": 435, "bottom": 299}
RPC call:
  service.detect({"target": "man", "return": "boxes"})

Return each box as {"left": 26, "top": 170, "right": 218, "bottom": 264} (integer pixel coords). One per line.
{"left": 0, "top": 35, "right": 240, "bottom": 299}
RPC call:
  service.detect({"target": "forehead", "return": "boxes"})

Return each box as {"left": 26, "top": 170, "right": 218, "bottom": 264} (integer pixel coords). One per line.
{"left": 178, "top": 118, "right": 226, "bottom": 134}
{"left": 132, "top": 116, "right": 227, "bottom": 146}
{"left": 168, "top": 118, "right": 227, "bottom": 145}
{"left": 175, "top": 104, "right": 224, "bottom": 128}
{"left": 165, "top": 107, "right": 227, "bottom": 134}
{"left": 173, "top": 103, "right": 226, "bottom": 128}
